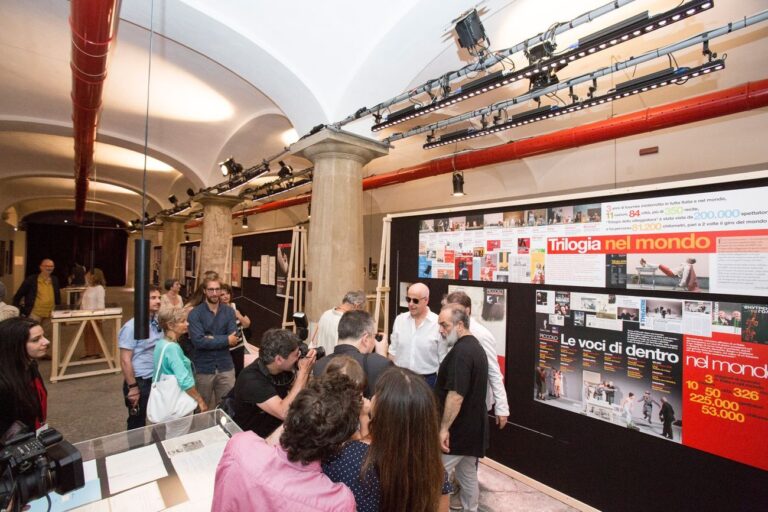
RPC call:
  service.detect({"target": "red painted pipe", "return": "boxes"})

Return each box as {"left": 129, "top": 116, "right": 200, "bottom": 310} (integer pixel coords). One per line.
{"left": 71, "top": 0, "right": 120, "bottom": 223}
{"left": 186, "top": 78, "right": 768, "bottom": 229}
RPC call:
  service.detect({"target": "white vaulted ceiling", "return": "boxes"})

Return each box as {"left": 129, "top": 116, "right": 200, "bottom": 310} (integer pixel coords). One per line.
{"left": 0, "top": 0, "right": 766, "bottom": 224}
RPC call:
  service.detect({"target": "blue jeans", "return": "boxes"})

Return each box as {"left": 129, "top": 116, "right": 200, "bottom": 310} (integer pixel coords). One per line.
{"left": 123, "top": 377, "right": 152, "bottom": 430}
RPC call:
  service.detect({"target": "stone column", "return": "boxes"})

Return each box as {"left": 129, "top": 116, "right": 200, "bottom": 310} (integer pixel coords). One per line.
{"left": 196, "top": 194, "right": 242, "bottom": 279}
{"left": 292, "top": 129, "right": 388, "bottom": 321}
{"left": 158, "top": 215, "right": 188, "bottom": 285}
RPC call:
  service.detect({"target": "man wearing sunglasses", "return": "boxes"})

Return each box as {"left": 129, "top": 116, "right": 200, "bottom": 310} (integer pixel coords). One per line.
{"left": 389, "top": 282, "right": 440, "bottom": 387}
{"left": 188, "top": 277, "right": 239, "bottom": 409}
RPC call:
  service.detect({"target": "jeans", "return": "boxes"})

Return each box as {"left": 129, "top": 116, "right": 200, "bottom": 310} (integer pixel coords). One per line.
{"left": 123, "top": 377, "right": 152, "bottom": 430}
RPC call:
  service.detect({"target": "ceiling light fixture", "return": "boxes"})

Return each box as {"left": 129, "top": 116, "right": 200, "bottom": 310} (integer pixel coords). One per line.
{"left": 168, "top": 194, "right": 178, "bottom": 205}
{"left": 242, "top": 214, "right": 248, "bottom": 228}
{"left": 373, "top": 0, "right": 714, "bottom": 132}
{"left": 452, "top": 171, "right": 466, "bottom": 197}
{"left": 219, "top": 157, "right": 243, "bottom": 177}
{"left": 424, "top": 59, "right": 724, "bottom": 149}
{"left": 278, "top": 160, "right": 294, "bottom": 179}
{"left": 186, "top": 188, "right": 195, "bottom": 198}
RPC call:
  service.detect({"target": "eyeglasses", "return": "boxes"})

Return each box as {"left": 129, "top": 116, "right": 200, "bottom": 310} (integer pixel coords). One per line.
{"left": 206, "top": 288, "right": 221, "bottom": 292}
{"left": 405, "top": 296, "right": 424, "bottom": 304}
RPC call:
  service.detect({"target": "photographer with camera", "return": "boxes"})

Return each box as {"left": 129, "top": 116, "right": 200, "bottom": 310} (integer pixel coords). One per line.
{"left": 0, "top": 318, "right": 50, "bottom": 441}
{"left": 232, "top": 329, "right": 316, "bottom": 438}
{"left": 312, "top": 310, "right": 392, "bottom": 398}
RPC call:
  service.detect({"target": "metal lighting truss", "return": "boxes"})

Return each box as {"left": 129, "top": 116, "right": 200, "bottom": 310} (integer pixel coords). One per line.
{"left": 384, "top": 7, "right": 768, "bottom": 144}
{"left": 423, "top": 59, "right": 725, "bottom": 149}
{"left": 371, "top": 0, "right": 714, "bottom": 132}
{"left": 334, "top": 0, "right": 639, "bottom": 129}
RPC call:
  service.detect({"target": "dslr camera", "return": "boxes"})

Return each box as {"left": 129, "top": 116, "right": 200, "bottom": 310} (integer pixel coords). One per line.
{"left": 293, "top": 312, "right": 325, "bottom": 360}
{"left": 0, "top": 428, "right": 84, "bottom": 511}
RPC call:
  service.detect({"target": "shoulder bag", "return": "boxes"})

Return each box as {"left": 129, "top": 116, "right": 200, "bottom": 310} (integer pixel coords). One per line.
{"left": 147, "top": 342, "right": 198, "bottom": 423}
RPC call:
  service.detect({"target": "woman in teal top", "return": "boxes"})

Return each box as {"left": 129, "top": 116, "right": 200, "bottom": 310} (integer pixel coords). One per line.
{"left": 154, "top": 306, "right": 208, "bottom": 414}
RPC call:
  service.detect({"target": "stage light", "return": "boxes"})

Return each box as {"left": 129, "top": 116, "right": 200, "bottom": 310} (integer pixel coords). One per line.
{"left": 278, "top": 160, "right": 294, "bottom": 179}
{"left": 219, "top": 157, "right": 243, "bottom": 177}
{"left": 454, "top": 9, "right": 488, "bottom": 50}
{"left": 168, "top": 194, "right": 178, "bottom": 205}
{"left": 242, "top": 215, "right": 248, "bottom": 228}
{"left": 423, "top": 59, "right": 725, "bottom": 149}
{"left": 452, "top": 172, "right": 465, "bottom": 197}
{"left": 373, "top": 0, "right": 714, "bottom": 132}
{"left": 186, "top": 188, "right": 195, "bottom": 198}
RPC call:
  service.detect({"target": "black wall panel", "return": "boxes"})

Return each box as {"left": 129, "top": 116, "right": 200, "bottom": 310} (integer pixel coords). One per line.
{"left": 388, "top": 179, "right": 768, "bottom": 512}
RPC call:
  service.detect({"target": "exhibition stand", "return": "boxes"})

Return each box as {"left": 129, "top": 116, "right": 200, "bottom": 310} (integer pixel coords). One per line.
{"left": 49, "top": 306, "right": 123, "bottom": 383}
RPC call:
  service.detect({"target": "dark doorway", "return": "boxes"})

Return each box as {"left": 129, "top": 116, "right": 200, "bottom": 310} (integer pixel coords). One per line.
{"left": 22, "top": 211, "right": 128, "bottom": 287}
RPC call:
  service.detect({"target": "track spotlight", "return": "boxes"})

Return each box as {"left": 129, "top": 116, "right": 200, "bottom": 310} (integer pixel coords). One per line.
{"left": 168, "top": 194, "right": 178, "bottom": 205}
{"left": 373, "top": 0, "right": 714, "bottom": 132}
{"left": 424, "top": 59, "right": 724, "bottom": 149}
{"left": 452, "top": 172, "right": 466, "bottom": 197}
{"left": 219, "top": 157, "right": 243, "bottom": 177}
{"left": 278, "top": 160, "right": 294, "bottom": 179}
{"left": 242, "top": 215, "right": 248, "bottom": 228}
{"left": 186, "top": 188, "right": 195, "bottom": 198}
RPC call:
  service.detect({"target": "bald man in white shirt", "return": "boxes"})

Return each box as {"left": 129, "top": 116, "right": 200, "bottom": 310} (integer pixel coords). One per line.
{"left": 389, "top": 282, "right": 440, "bottom": 387}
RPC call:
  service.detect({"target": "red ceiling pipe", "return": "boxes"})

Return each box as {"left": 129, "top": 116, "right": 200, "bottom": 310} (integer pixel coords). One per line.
{"left": 186, "top": 78, "right": 768, "bottom": 230}
{"left": 185, "top": 194, "right": 311, "bottom": 229}
{"left": 70, "top": 0, "right": 121, "bottom": 223}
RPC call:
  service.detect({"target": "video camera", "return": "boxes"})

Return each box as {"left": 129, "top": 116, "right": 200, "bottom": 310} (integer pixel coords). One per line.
{"left": 293, "top": 312, "right": 325, "bottom": 360}
{"left": 0, "top": 428, "right": 84, "bottom": 512}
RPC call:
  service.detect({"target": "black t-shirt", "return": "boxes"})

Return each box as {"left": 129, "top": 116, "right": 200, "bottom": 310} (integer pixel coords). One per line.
{"left": 233, "top": 360, "right": 293, "bottom": 438}
{"left": 435, "top": 335, "right": 489, "bottom": 457}
{"left": 312, "top": 344, "right": 392, "bottom": 398}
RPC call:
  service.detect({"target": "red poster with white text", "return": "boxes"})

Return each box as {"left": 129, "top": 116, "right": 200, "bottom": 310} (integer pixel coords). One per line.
{"left": 682, "top": 332, "right": 768, "bottom": 471}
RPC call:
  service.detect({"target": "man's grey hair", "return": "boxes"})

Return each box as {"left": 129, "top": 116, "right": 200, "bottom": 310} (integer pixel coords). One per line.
{"left": 342, "top": 290, "right": 366, "bottom": 307}
{"left": 338, "top": 310, "right": 375, "bottom": 341}
{"left": 441, "top": 304, "right": 470, "bottom": 330}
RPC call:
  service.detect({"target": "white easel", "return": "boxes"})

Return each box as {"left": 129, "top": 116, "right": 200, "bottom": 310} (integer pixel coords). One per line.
{"left": 373, "top": 216, "right": 392, "bottom": 338}
{"left": 281, "top": 226, "right": 308, "bottom": 331}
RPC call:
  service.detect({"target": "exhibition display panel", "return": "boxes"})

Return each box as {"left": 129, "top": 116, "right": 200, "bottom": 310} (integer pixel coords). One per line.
{"left": 390, "top": 176, "right": 768, "bottom": 512}
{"left": 28, "top": 411, "right": 240, "bottom": 512}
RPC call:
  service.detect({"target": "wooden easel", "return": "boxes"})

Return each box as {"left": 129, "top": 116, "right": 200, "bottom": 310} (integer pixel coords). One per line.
{"left": 281, "top": 226, "right": 308, "bottom": 331}
{"left": 373, "top": 216, "right": 392, "bottom": 337}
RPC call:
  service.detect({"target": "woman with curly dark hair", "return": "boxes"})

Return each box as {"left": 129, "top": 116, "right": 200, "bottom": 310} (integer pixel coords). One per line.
{"left": 0, "top": 317, "right": 50, "bottom": 441}
{"left": 323, "top": 366, "right": 451, "bottom": 512}
{"left": 213, "top": 373, "right": 360, "bottom": 511}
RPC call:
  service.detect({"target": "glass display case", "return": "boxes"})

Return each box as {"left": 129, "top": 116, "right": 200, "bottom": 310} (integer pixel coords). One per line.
{"left": 28, "top": 411, "right": 241, "bottom": 512}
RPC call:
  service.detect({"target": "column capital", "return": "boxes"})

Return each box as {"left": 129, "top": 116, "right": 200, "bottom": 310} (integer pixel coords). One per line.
{"left": 195, "top": 193, "right": 243, "bottom": 209}
{"left": 292, "top": 128, "right": 389, "bottom": 165}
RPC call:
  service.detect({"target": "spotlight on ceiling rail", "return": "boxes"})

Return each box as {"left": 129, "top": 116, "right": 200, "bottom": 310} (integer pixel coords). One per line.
{"left": 374, "top": 0, "right": 714, "bottom": 132}
{"left": 423, "top": 59, "right": 725, "bottom": 149}
{"left": 219, "top": 157, "right": 243, "bottom": 177}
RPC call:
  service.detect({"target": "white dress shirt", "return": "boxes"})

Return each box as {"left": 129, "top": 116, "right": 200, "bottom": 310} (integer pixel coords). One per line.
{"left": 313, "top": 308, "right": 343, "bottom": 355}
{"left": 390, "top": 310, "right": 440, "bottom": 374}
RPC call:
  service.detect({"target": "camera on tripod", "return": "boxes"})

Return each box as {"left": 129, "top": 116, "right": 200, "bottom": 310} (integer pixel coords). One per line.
{"left": 293, "top": 312, "right": 325, "bottom": 360}
{"left": 0, "top": 428, "right": 84, "bottom": 511}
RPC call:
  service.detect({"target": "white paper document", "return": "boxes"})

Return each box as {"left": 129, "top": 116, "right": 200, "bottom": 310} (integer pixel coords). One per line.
{"left": 105, "top": 444, "right": 168, "bottom": 495}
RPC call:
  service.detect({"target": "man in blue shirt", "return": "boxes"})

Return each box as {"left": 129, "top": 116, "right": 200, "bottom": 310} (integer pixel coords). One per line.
{"left": 119, "top": 285, "right": 163, "bottom": 430}
{"left": 188, "top": 277, "right": 238, "bottom": 409}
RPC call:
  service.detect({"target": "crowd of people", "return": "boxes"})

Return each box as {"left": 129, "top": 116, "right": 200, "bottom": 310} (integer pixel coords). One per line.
{"left": 2, "top": 261, "right": 511, "bottom": 512}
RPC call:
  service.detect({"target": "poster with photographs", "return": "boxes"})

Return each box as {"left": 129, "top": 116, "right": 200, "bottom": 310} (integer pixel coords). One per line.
{"left": 276, "top": 243, "right": 291, "bottom": 297}
{"left": 448, "top": 285, "right": 507, "bottom": 364}
{"left": 534, "top": 288, "right": 768, "bottom": 472}
{"left": 417, "top": 185, "right": 768, "bottom": 297}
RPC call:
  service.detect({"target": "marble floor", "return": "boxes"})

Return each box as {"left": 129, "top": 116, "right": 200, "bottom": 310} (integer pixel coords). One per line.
{"left": 476, "top": 462, "right": 580, "bottom": 512}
